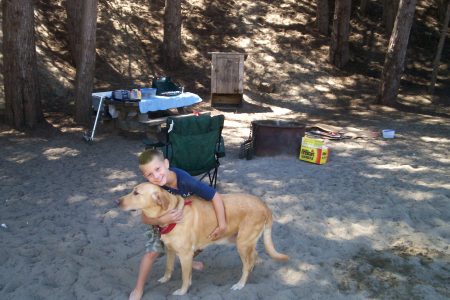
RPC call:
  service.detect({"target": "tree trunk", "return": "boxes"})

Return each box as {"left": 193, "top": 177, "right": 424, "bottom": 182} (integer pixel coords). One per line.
{"left": 74, "top": 0, "right": 98, "bottom": 125}
{"left": 360, "top": 0, "right": 369, "bottom": 16}
{"left": 2, "top": 0, "right": 42, "bottom": 129}
{"left": 378, "top": 0, "right": 418, "bottom": 106}
{"left": 163, "top": 0, "right": 182, "bottom": 70}
{"left": 383, "top": 0, "right": 400, "bottom": 35}
{"left": 329, "top": 0, "right": 351, "bottom": 68}
{"left": 429, "top": 2, "right": 450, "bottom": 94}
{"left": 317, "top": 0, "right": 330, "bottom": 35}
{"left": 65, "top": 0, "right": 83, "bottom": 67}
{"left": 436, "top": 0, "right": 449, "bottom": 23}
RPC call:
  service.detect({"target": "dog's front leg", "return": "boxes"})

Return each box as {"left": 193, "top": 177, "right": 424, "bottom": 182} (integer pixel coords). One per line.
{"left": 172, "top": 252, "right": 193, "bottom": 295}
{"left": 158, "top": 248, "right": 176, "bottom": 284}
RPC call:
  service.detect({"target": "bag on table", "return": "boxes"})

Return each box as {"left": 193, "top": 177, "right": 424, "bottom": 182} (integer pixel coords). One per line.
{"left": 112, "top": 90, "right": 131, "bottom": 101}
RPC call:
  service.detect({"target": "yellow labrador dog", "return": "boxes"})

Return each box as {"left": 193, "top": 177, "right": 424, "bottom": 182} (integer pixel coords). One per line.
{"left": 118, "top": 182, "right": 288, "bottom": 295}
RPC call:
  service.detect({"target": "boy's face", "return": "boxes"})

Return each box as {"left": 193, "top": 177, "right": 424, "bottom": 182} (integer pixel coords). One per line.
{"left": 139, "top": 157, "right": 170, "bottom": 186}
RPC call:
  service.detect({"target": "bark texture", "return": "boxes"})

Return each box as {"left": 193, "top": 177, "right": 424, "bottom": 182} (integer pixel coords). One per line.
{"left": 436, "top": 0, "right": 449, "bottom": 23}
{"left": 74, "top": 0, "right": 98, "bottom": 125}
{"left": 378, "top": 0, "right": 418, "bottom": 106}
{"left": 65, "top": 0, "right": 83, "bottom": 66}
{"left": 429, "top": 2, "right": 450, "bottom": 94}
{"left": 317, "top": 0, "right": 330, "bottom": 35}
{"left": 163, "top": 0, "right": 182, "bottom": 69}
{"left": 329, "top": 0, "right": 351, "bottom": 68}
{"left": 383, "top": 0, "right": 400, "bottom": 35}
{"left": 360, "top": 0, "right": 368, "bottom": 15}
{"left": 2, "top": 0, "right": 42, "bottom": 129}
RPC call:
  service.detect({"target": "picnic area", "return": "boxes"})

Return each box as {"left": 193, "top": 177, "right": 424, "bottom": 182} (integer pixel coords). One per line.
{"left": 1, "top": 0, "right": 449, "bottom": 299}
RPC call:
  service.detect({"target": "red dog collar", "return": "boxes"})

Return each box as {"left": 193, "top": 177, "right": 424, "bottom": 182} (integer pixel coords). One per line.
{"left": 158, "top": 199, "right": 192, "bottom": 235}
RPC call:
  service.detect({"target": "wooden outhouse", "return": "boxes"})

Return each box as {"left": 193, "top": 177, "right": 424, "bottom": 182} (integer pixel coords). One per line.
{"left": 210, "top": 52, "right": 246, "bottom": 106}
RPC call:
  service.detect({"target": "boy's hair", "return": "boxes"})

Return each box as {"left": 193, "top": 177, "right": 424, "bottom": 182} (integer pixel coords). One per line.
{"left": 139, "top": 149, "right": 165, "bottom": 165}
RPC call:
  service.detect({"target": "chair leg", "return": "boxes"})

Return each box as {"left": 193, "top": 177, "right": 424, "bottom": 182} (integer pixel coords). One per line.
{"left": 206, "top": 171, "right": 214, "bottom": 187}
{"left": 198, "top": 166, "right": 219, "bottom": 188}
{"left": 212, "top": 166, "right": 218, "bottom": 189}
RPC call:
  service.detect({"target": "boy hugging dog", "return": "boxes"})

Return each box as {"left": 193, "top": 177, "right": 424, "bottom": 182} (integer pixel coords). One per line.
{"left": 128, "top": 149, "right": 226, "bottom": 300}
{"left": 118, "top": 149, "right": 288, "bottom": 299}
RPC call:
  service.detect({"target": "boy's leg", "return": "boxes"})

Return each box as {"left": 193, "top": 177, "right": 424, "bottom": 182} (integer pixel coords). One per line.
{"left": 130, "top": 226, "right": 165, "bottom": 300}
{"left": 192, "top": 249, "right": 204, "bottom": 271}
{"left": 192, "top": 260, "right": 204, "bottom": 271}
{"left": 130, "top": 252, "right": 159, "bottom": 300}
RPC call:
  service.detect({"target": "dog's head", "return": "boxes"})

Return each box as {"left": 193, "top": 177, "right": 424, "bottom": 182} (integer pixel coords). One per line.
{"left": 117, "top": 182, "right": 172, "bottom": 217}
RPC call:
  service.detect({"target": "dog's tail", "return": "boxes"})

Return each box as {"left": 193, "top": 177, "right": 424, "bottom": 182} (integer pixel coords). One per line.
{"left": 263, "top": 212, "right": 289, "bottom": 261}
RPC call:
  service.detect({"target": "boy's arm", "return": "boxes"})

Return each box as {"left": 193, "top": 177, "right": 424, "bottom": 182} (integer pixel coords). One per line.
{"left": 141, "top": 209, "right": 183, "bottom": 226}
{"left": 141, "top": 214, "right": 160, "bottom": 226}
{"left": 208, "top": 192, "right": 227, "bottom": 240}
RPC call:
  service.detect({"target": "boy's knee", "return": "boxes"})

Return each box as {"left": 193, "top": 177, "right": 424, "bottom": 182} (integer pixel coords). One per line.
{"left": 144, "top": 251, "right": 160, "bottom": 260}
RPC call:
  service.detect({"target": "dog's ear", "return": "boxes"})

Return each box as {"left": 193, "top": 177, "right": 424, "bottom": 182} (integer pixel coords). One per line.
{"left": 152, "top": 190, "right": 170, "bottom": 210}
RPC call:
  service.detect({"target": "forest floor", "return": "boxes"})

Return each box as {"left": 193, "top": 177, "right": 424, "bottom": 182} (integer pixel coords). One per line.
{"left": 1, "top": 0, "right": 450, "bottom": 299}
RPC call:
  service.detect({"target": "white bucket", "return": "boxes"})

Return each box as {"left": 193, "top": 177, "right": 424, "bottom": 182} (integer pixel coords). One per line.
{"left": 382, "top": 129, "right": 395, "bottom": 138}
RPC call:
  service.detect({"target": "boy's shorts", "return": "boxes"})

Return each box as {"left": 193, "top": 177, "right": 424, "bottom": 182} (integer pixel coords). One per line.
{"left": 144, "top": 225, "right": 165, "bottom": 255}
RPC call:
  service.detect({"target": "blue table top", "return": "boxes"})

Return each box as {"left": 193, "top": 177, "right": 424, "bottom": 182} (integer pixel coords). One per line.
{"left": 92, "top": 91, "right": 202, "bottom": 113}
{"left": 139, "top": 92, "right": 201, "bottom": 113}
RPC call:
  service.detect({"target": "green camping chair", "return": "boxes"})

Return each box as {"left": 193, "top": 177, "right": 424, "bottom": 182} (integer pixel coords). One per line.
{"left": 146, "top": 114, "right": 225, "bottom": 188}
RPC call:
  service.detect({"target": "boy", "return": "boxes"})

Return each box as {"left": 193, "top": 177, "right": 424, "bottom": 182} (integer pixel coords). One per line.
{"left": 129, "top": 149, "right": 227, "bottom": 300}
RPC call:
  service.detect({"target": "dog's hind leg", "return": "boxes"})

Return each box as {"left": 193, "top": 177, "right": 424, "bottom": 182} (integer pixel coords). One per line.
{"left": 232, "top": 242, "right": 257, "bottom": 290}
{"left": 231, "top": 228, "right": 262, "bottom": 290}
{"left": 158, "top": 248, "right": 175, "bottom": 283}
{"left": 172, "top": 252, "right": 193, "bottom": 295}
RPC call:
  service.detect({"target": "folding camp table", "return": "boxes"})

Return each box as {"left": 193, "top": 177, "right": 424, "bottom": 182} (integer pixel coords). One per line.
{"left": 83, "top": 91, "right": 202, "bottom": 143}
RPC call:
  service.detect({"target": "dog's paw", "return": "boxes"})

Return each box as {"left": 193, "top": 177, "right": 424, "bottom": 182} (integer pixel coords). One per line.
{"left": 231, "top": 282, "right": 245, "bottom": 290}
{"left": 172, "top": 288, "right": 187, "bottom": 296}
{"left": 158, "top": 275, "right": 171, "bottom": 283}
{"left": 129, "top": 289, "right": 143, "bottom": 300}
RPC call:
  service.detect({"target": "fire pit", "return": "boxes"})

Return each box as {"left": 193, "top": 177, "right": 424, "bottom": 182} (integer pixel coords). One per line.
{"left": 251, "top": 120, "right": 305, "bottom": 156}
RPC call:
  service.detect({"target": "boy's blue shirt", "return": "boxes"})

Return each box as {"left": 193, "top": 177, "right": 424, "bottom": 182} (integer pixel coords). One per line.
{"left": 163, "top": 167, "right": 216, "bottom": 200}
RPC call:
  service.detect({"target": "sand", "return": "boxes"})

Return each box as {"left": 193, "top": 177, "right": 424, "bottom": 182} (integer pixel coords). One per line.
{"left": 1, "top": 102, "right": 449, "bottom": 300}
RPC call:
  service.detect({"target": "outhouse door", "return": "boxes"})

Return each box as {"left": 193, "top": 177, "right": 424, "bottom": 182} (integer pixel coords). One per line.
{"left": 210, "top": 52, "right": 246, "bottom": 106}
{"left": 212, "top": 54, "right": 243, "bottom": 94}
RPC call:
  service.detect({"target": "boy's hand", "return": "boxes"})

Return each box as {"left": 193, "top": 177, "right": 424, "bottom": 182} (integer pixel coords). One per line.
{"left": 208, "top": 224, "right": 227, "bottom": 240}
{"left": 160, "top": 209, "right": 183, "bottom": 225}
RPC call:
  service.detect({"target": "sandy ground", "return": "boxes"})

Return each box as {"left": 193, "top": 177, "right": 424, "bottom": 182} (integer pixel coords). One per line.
{"left": 1, "top": 99, "right": 450, "bottom": 300}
